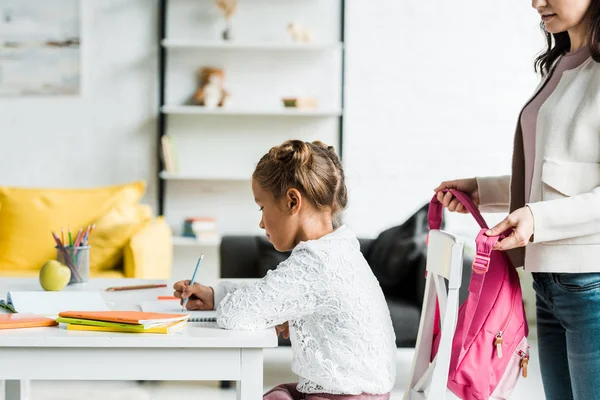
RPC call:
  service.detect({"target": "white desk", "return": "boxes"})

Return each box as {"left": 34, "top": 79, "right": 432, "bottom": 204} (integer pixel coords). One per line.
{"left": 0, "top": 278, "right": 277, "bottom": 400}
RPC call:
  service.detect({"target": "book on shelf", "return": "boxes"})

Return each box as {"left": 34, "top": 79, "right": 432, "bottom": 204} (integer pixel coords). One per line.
{"left": 161, "top": 135, "right": 179, "bottom": 173}
{"left": 183, "top": 217, "right": 219, "bottom": 242}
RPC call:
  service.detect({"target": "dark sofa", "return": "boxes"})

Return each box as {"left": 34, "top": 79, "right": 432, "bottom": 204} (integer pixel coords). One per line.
{"left": 219, "top": 204, "right": 473, "bottom": 348}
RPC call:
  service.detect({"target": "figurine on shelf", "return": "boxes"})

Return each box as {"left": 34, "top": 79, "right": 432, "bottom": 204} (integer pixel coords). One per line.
{"left": 287, "top": 22, "right": 313, "bottom": 43}
{"left": 192, "top": 67, "right": 230, "bottom": 108}
{"left": 215, "top": 0, "right": 237, "bottom": 40}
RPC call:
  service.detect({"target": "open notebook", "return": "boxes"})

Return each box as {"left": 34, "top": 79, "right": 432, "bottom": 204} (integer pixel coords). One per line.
{"left": 0, "top": 291, "right": 108, "bottom": 315}
{"left": 139, "top": 300, "right": 217, "bottom": 322}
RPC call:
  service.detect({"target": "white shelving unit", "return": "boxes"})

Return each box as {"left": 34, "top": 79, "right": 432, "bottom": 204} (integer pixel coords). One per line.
{"left": 162, "top": 38, "right": 343, "bottom": 51}
{"left": 158, "top": 0, "right": 345, "bottom": 279}
{"left": 161, "top": 105, "right": 342, "bottom": 117}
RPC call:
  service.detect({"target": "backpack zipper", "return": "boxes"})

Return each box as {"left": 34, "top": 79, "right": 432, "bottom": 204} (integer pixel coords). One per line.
{"left": 518, "top": 349, "right": 530, "bottom": 378}
{"left": 493, "top": 281, "right": 519, "bottom": 358}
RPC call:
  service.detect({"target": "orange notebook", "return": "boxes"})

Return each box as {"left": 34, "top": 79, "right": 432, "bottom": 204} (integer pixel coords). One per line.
{"left": 0, "top": 314, "right": 58, "bottom": 330}
{"left": 58, "top": 310, "right": 189, "bottom": 327}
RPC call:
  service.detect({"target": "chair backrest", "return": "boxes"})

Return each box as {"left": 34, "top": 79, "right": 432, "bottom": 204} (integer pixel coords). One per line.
{"left": 426, "top": 230, "right": 462, "bottom": 286}
{"left": 404, "top": 229, "right": 464, "bottom": 400}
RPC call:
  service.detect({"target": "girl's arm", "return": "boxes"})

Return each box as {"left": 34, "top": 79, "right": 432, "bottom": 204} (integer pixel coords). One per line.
{"left": 216, "top": 246, "right": 324, "bottom": 331}
{"left": 212, "top": 281, "right": 248, "bottom": 309}
{"left": 527, "top": 186, "right": 600, "bottom": 242}
{"left": 476, "top": 175, "right": 511, "bottom": 213}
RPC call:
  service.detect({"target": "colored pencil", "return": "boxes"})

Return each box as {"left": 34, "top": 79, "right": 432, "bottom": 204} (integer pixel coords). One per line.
{"left": 182, "top": 254, "right": 204, "bottom": 311}
{"left": 51, "top": 231, "right": 81, "bottom": 282}
{"left": 105, "top": 284, "right": 168, "bottom": 292}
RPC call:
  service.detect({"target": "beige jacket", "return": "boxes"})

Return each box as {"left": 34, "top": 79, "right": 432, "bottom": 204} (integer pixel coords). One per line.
{"left": 476, "top": 57, "right": 600, "bottom": 273}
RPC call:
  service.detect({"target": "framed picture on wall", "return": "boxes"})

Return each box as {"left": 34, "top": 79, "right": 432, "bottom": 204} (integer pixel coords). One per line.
{"left": 0, "top": 0, "right": 80, "bottom": 95}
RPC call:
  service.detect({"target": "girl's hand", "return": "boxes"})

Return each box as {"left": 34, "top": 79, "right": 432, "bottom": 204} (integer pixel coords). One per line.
{"left": 173, "top": 280, "right": 215, "bottom": 310}
{"left": 275, "top": 322, "right": 290, "bottom": 339}
{"left": 485, "top": 206, "right": 535, "bottom": 251}
{"left": 433, "top": 178, "right": 480, "bottom": 214}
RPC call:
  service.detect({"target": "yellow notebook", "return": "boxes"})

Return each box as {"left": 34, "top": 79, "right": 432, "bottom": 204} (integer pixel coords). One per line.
{"left": 63, "top": 320, "right": 187, "bottom": 334}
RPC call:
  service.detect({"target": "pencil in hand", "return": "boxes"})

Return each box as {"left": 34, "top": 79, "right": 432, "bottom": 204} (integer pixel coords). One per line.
{"left": 182, "top": 254, "right": 204, "bottom": 312}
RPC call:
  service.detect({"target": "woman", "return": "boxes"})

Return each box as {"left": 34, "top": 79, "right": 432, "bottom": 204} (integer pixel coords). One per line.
{"left": 434, "top": 1, "right": 600, "bottom": 399}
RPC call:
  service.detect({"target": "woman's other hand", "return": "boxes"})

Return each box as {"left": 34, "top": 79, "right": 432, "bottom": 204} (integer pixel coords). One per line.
{"left": 485, "top": 206, "right": 535, "bottom": 251}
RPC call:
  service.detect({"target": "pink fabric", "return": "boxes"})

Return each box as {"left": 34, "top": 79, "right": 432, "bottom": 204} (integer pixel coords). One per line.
{"left": 520, "top": 46, "right": 590, "bottom": 202}
{"left": 263, "top": 383, "right": 390, "bottom": 400}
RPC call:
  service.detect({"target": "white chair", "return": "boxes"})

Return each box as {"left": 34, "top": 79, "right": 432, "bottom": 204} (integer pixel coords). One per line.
{"left": 403, "top": 230, "right": 464, "bottom": 400}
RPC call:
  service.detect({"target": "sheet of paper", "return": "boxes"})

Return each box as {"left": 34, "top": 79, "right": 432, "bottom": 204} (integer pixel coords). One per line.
{"left": 6, "top": 291, "right": 108, "bottom": 315}
{"left": 139, "top": 300, "right": 217, "bottom": 321}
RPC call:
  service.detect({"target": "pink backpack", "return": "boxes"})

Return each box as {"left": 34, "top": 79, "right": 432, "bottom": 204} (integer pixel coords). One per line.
{"left": 428, "top": 190, "right": 530, "bottom": 400}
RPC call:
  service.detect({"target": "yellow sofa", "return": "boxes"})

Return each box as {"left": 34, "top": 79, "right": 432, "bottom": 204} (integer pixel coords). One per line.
{"left": 0, "top": 181, "right": 172, "bottom": 280}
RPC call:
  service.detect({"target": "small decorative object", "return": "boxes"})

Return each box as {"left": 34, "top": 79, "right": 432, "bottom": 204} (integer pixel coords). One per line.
{"left": 215, "top": 0, "right": 237, "bottom": 41}
{"left": 192, "top": 67, "right": 230, "bottom": 108}
{"left": 287, "top": 22, "right": 313, "bottom": 43}
{"left": 282, "top": 97, "right": 318, "bottom": 109}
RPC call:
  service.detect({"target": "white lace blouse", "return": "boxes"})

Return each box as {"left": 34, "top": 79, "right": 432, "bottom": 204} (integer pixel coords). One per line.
{"left": 213, "top": 225, "right": 397, "bottom": 395}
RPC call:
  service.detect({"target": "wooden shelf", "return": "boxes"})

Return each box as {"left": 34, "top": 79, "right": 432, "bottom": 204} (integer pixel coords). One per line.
{"left": 161, "top": 105, "right": 342, "bottom": 117}
{"left": 172, "top": 236, "right": 221, "bottom": 247}
{"left": 162, "top": 39, "right": 343, "bottom": 51}
{"left": 159, "top": 171, "right": 250, "bottom": 181}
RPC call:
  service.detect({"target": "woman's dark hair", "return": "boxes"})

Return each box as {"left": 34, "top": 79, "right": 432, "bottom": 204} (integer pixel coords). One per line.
{"left": 535, "top": 2, "right": 600, "bottom": 76}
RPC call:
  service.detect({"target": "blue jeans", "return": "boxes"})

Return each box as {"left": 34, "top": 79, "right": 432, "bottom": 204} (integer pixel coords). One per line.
{"left": 533, "top": 272, "right": 600, "bottom": 400}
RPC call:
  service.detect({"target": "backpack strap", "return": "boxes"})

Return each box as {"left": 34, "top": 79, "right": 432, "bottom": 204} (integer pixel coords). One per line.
{"left": 460, "top": 229, "right": 499, "bottom": 346}
{"left": 428, "top": 189, "right": 488, "bottom": 230}
{"left": 428, "top": 190, "right": 498, "bottom": 349}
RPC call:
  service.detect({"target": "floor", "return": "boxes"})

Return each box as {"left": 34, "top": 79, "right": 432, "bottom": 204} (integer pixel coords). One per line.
{"left": 25, "top": 342, "right": 544, "bottom": 400}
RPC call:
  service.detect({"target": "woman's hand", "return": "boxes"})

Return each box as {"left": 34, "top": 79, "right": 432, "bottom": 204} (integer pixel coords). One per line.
{"left": 485, "top": 206, "right": 535, "bottom": 251}
{"left": 433, "top": 178, "right": 480, "bottom": 213}
{"left": 173, "top": 280, "right": 215, "bottom": 310}
{"left": 275, "top": 322, "right": 290, "bottom": 339}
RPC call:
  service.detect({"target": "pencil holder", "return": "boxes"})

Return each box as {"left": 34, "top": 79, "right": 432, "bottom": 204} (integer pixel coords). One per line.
{"left": 56, "top": 246, "right": 90, "bottom": 285}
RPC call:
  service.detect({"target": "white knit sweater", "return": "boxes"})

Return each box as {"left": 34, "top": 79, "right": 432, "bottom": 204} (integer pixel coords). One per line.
{"left": 213, "top": 225, "right": 397, "bottom": 395}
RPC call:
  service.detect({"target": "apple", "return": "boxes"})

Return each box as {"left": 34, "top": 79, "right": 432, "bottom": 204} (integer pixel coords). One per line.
{"left": 39, "top": 260, "right": 71, "bottom": 291}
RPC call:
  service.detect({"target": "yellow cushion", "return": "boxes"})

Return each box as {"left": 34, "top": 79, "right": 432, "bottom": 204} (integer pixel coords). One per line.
{"left": 0, "top": 181, "right": 146, "bottom": 273}
{"left": 88, "top": 203, "right": 153, "bottom": 272}
{"left": 124, "top": 216, "right": 172, "bottom": 279}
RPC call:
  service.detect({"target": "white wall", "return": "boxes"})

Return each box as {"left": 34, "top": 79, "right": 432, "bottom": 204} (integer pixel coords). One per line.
{"left": 0, "top": 0, "right": 158, "bottom": 210}
{"left": 343, "top": 0, "right": 543, "bottom": 325}
{"left": 343, "top": 0, "right": 542, "bottom": 238}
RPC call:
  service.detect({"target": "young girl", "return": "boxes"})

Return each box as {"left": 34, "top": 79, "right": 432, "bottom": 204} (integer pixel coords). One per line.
{"left": 173, "top": 140, "right": 397, "bottom": 400}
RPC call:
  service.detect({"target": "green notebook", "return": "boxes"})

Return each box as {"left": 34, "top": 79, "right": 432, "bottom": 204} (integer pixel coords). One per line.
{"left": 55, "top": 317, "right": 152, "bottom": 331}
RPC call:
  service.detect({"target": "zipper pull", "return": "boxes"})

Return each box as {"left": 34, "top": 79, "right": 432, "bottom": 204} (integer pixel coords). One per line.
{"left": 518, "top": 350, "right": 530, "bottom": 378}
{"left": 494, "top": 332, "right": 503, "bottom": 358}
{"left": 521, "top": 356, "right": 529, "bottom": 378}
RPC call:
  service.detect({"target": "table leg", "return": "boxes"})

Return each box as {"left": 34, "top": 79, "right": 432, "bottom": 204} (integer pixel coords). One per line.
{"left": 237, "top": 349, "right": 263, "bottom": 400}
{"left": 3, "top": 380, "right": 30, "bottom": 400}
